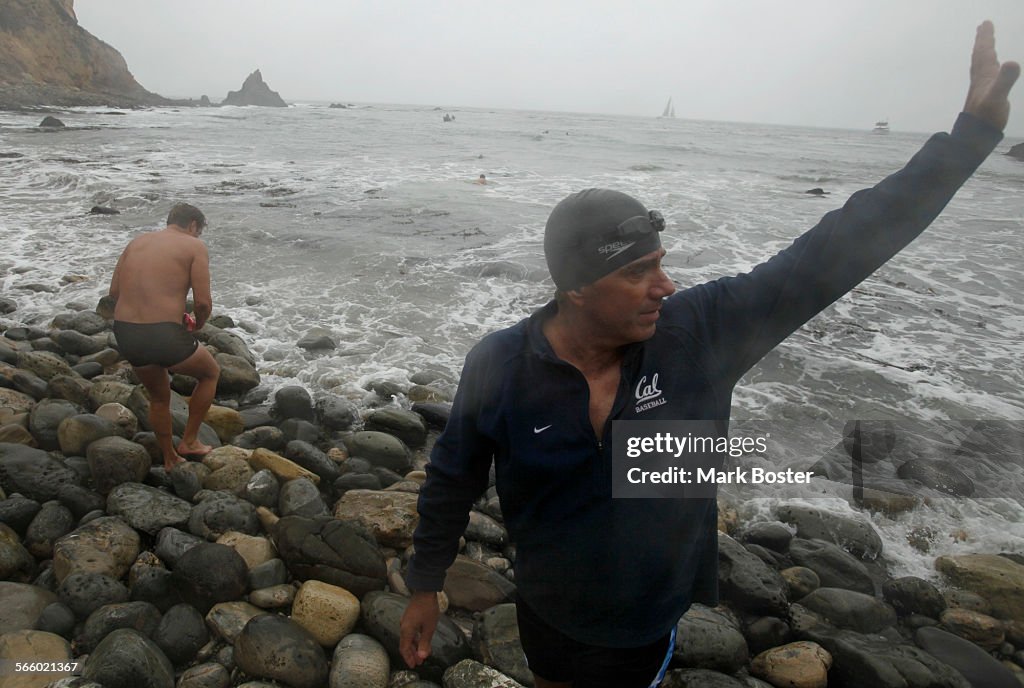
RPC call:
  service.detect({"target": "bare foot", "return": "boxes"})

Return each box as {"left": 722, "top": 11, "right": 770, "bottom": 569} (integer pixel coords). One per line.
{"left": 164, "top": 454, "right": 188, "bottom": 472}
{"left": 176, "top": 440, "right": 212, "bottom": 458}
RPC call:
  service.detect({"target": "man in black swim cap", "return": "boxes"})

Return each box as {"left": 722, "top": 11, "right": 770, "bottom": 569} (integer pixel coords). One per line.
{"left": 401, "top": 22, "right": 1018, "bottom": 688}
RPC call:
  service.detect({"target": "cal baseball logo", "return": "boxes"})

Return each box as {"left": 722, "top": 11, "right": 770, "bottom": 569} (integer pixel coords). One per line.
{"left": 635, "top": 373, "right": 667, "bottom": 413}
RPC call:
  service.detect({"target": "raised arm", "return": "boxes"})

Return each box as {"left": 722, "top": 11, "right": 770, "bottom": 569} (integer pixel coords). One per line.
{"left": 963, "top": 20, "right": 1019, "bottom": 131}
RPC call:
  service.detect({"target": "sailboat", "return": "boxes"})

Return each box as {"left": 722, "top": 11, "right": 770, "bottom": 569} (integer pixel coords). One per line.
{"left": 873, "top": 119, "right": 890, "bottom": 133}
{"left": 660, "top": 97, "right": 675, "bottom": 118}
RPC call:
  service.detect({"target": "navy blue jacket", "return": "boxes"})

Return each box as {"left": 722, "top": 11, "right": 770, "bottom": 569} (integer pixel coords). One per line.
{"left": 406, "top": 113, "right": 1001, "bottom": 646}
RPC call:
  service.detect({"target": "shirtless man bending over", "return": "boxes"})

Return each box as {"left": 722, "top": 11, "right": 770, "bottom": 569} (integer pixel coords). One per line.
{"left": 108, "top": 203, "right": 221, "bottom": 471}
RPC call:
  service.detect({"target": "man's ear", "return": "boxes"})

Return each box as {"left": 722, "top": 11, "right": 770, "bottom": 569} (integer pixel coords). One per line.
{"left": 565, "top": 287, "right": 586, "bottom": 306}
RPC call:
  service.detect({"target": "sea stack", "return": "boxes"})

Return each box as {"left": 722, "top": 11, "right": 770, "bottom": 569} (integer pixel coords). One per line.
{"left": 222, "top": 69, "right": 288, "bottom": 107}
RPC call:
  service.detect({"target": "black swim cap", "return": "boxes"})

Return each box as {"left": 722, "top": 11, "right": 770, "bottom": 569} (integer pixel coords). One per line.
{"left": 544, "top": 189, "right": 665, "bottom": 291}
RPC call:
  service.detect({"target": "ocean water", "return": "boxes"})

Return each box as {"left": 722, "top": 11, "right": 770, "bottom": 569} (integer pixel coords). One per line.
{"left": 1, "top": 103, "right": 1023, "bottom": 580}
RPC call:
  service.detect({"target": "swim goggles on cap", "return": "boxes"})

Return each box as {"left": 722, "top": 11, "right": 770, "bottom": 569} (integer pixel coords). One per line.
{"left": 614, "top": 209, "right": 665, "bottom": 237}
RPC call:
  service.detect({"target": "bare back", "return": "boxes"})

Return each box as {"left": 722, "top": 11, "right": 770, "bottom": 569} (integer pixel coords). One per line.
{"left": 111, "top": 228, "right": 210, "bottom": 324}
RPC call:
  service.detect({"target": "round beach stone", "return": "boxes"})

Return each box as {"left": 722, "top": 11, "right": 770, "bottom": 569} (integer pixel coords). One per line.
{"left": 717, "top": 534, "right": 789, "bottom": 616}
{"left": 334, "top": 472, "right": 382, "bottom": 494}
{"left": 235, "top": 614, "right": 328, "bottom": 688}
{"left": 362, "top": 591, "right": 471, "bottom": 684}
{"left": 89, "top": 380, "right": 134, "bottom": 408}
{"left": 411, "top": 401, "right": 451, "bottom": 430}
{"left": 58, "top": 571, "right": 130, "bottom": 619}
{"left": 279, "top": 476, "right": 329, "bottom": 518}
{"left": 472, "top": 603, "right": 531, "bottom": 686}
{"left": 24, "top": 501, "right": 75, "bottom": 559}
{"left": 53, "top": 515, "right": 140, "bottom": 583}
{"left": 206, "top": 600, "right": 265, "bottom": 643}
{"left": 233, "top": 425, "right": 286, "bottom": 451}
{"left": 46, "top": 374, "right": 94, "bottom": 407}
{"left": 0, "top": 493, "right": 42, "bottom": 535}
{"left": 178, "top": 662, "right": 231, "bottom": 688}
{"left": 775, "top": 504, "right": 883, "bottom": 560}
{"left": 203, "top": 405, "right": 245, "bottom": 443}
{"left": 0, "top": 522, "right": 36, "bottom": 581}
{"left": 68, "top": 311, "right": 109, "bottom": 336}
{"left": 248, "top": 584, "right": 295, "bottom": 609}
{"left": 936, "top": 554, "right": 1024, "bottom": 621}
{"left": 750, "top": 641, "right": 832, "bottom": 688}
{"left": 787, "top": 538, "right": 875, "bottom": 596}
{"left": 150, "top": 597, "right": 208, "bottom": 663}
{"left": 82, "top": 627, "right": 175, "bottom": 688}
{"left": 171, "top": 542, "right": 249, "bottom": 613}
{"left": 95, "top": 402, "right": 139, "bottom": 436}
{"left": 939, "top": 607, "right": 1006, "bottom": 649}
{"left": 742, "top": 521, "right": 795, "bottom": 552}
{"left": 329, "top": 633, "right": 389, "bottom": 688}
{"left": 316, "top": 393, "right": 358, "bottom": 431}
{"left": 27, "top": 398, "right": 81, "bottom": 450}
{"left": 897, "top": 459, "right": 975, "bottom": 497}
{"left": 674, "top": 604, "right": 749, "bottom": 674}
{"left": 279, "top": 417, "right": 321, "bottom": 444}
{"left": 443, "top": 556, "right": 516, "bottom": 612}
{"left": 155, "top": 527, "right": 204, "bottom": 567}
{"left": 273, "top": 516, "right": 387, "bottom": 597}
{"left": 107, "top": 482, "right": 193, "bottom": 535}
{"left": 0, "top": 387, "right": 37, "bottom": 417}
{"left": 78, "top": 600, "right": 162, "bottom": 653}
{"left": 202, "top": 457, "right": 253, "bottom": 494}
{"left": 273, "top": 385, "right": 315, "bottom": 421}
{"left": 364, "top": 408, "right": 427, "bottom": 449}
{"left": 916, "top": 626, "right": 1020, "bottom": 688}
{"left": 54, "top": 329, "right": 105, "bottom": 356}
{"left": 443, "top": 659, "right": 524, "bottom": 687}
{"left": 465, "top": 510, "right": 507, "bottom": 549}
{"left": 243, "top": 468, "right": 280, "bottom": 508}
{"left": 291, "top": 579, "right": 361, "bottom": 646}
{"left": 0, "top": 581, "right": 57, "bottom": 632}
{"left": 345, "top": 431, "right": 412, "bottom": 473}
{"left": 798, "top": 587, "right": 897, "bottom": 633}
{"left": 169, "top": 461, "right": 209, "bottom": 501}
{"left": 882, "top": 576, "right": 945, "bottom": 618}
{"left": 58, "top": 412, "right": 121, "bottom": 454}
{"left": 86, "top": 436, "right": 150, "bottom": 494}
{"left": 17, "top": 350, "right": 73, "bottom": 381}
{"left": 214, "top": 353, "right": 260, "bottom": 395}
{"left": 285, "top": 440, "right": 341, "bottom": 482}
{"left": 188, "top": 492, "right": 260, "bottom": 540}
{"left": 248, "top": 557, "right": 288, "bottom": 590}
{"left": 216, "top": 531, "right": 276, "bottom": 569}
{"left": 34, "top": 601, "right": 76, "bottom": 638}
{"left": 781, "top": 566, "right": 820, "bottom": 601}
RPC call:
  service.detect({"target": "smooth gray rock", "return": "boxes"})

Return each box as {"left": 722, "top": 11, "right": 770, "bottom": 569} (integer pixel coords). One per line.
{"left": 316, "top": 394, "right": 359, "bottom": 431}
{"left": 24, "top": 501, "right": 75, "bottom": 559}
{"left": 883, "top": 576, "right": 946, "bottom": 619}
{"left": 27, "top": 399, "right": 82, "bottom": 450}
{"left": 0, "top": 493, "right": 42, "bottom": 535}
{"left": 177, "top": 662, "right": 231, "bottom": 688}
{"left": 188, "top": 492, "right": 260, "bottom": 540}
{"left": 86, "top": 436, "right": 150, "bottom": 494}
{"left": 915, "top": 626, "right": 1017, "bottom": 688}
{"left": 107, "top": 482, "right": 192, "bottom": 534}
{"left": 248, "top": 558, "right": 289, "bottom": 590}
{"left": 741, "top": 521, "right": 795, "bottom": 552}
{"left": 35, "top": 600, "right": 76, "bottom": 638}
{"left": 673, "top": 603, "right": 749, "bottom": 673}
{"left": 364, "top": 408, "right": 427, "bottom": 449}
{"left": 273, "top": 516, "right": 386, "bottom": 597}
{"left": 274, "top": 386, "right": 315, "bottom": 421}
{"left": 345, "top": 431, "right": 412, "bottom": 473}
{"left": 717, "top": 534, "right": 789, "bottom": 616}
{"left": 78, "top": 600, "right": 162, "bottom": 653}
{"left": 472, "top": 603, "right": 531, "bottom": 686}
{"left": 787, "top": 538, "right": 875, "bottom": 595}
{"left": 82, "top": 628, "right": 175, "bottom": 688}
{"left": 234, "top": 614, "right": 328, "bottom": 688}
{"left": 171, "top": 543, "right": 248, "bottom": 614}
{"left": 278, "top": 476, "right": 329, "bottom": 518}
{"left": 58, "top": 571, "right": 130, "bottom": 619}
{"left": 58, "top": 413, "right": 121, "bottom": 455}
{"left": 799, "top": 587, "right": 897, "bottom": 633}
{"left": 153, "top": 602, "right": 209, "bottom": 666}
{"left": 285, "top": 440, "right": 341, "bottom": 483}
{"left": 232, "top": 425, "right": 286, "bottom": 451}
{"left": 776, "top": 505, "right": 883, "bottom": 559}
{"left": 442, "top": 659, "right": 526, "bottom": 687}
{"left": 155, "top": 527, "right": 204, "bottom": 567}
{"left": 243, "top": 468, "right": 280, "bottom": 508}
{"left": 329, "top": 632, "right": 390, "bottom": 688}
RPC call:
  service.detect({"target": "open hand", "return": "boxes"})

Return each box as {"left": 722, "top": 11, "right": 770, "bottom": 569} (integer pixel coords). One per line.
{"left": 963, "top": 21, "right": 1019, "bottom": 131}
{"left": 399, "top": 591, "right": 440, "bottom": 668}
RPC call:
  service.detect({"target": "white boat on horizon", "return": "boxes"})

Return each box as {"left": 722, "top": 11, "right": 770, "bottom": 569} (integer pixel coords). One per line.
{"left": 873, "top": 119, "right": 890, "bottom": 133}
{"left": 660, "top": 97, "right": 676, "bottom": 118}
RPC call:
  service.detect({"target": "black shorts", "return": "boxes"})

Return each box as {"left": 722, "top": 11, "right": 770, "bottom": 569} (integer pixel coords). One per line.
{"left": 515, "top": 596, "right": 675, "bottom": 688}
{"left": 113, "top": 320, "right": 199, "bottom": 368}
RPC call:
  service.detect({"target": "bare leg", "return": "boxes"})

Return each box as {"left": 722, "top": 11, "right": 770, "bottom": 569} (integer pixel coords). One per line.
{"left": 169, "top": 345, "right": 220, "bottom": 456}
{"left": 133, "top": 364, "right": 186, "bottom": 471}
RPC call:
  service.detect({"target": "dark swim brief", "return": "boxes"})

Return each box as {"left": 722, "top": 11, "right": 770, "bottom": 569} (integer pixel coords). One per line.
{"left": 113, "top": 320, "right": 199, "bottom": 368}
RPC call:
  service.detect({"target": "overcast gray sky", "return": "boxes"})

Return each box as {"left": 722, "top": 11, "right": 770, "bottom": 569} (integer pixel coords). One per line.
{"left": 76, "top": 1, "right": 1024, "bottom": 135}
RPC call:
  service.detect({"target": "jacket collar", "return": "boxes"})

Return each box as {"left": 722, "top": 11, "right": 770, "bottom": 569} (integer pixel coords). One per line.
{"left": 526, "top": 300, "right": 644, "bottom": 368}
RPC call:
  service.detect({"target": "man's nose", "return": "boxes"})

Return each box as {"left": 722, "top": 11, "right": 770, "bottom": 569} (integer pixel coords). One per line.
{"left": 652, "top": 268, "right": 676, "bottom": 298}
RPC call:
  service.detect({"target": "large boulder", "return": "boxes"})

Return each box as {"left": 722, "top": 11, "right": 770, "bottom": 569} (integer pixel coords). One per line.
{"left": 0, "top": 581, "right": 57, "bottom": 632}
{"left": 53, "top": 515, "right": 140, "bottom": 583}
{"left": 58, "top": 413, "right": 121, "bottom": 455}
{"left": 334, "top": 489, "right": 420, "bottom": 549}
{"left": 344, "top": 431, "right": 412, "bottom": 473}
{"left": 222, "top": 69, "right": 288, "bottom": 107}
{"left": 234, "top": 615, "right": 328, "bottom": 688}
{"left": 718, "top": 534, "right": 789, "bottom": 616}
{"left": 775, "top": 505, "right": 883, "bottom": 560}
{"left": 443, "top": 556, "right": 516, "bottom": 612}
{"left": 674, "top": 604, "right": 749, "bottom": 674}
{"left": 0, "top": 442, "right": 80, "bottom": 501}
{"left": 86, "top": 436, "right": 151, "bottom": 494}
{"left": 329, "top": 633, "right": 390, "bottom": 688}
{"left": 171, "top": 542, "right": 249, "bottom": 613}
{"left": 106, "top": 482, "right": 193, "bottom": 534}
{"left": 27, "top": 399, "right": 81, "bottom": 450}
{"left": 935, "top": 554, "right": 1024, "bottom": 621}
{"left": 81, "top": 628, "right": 175, "bottom": 688}
{"left": 272, "top": 516, "right": 387, "bottom": 597}
{"left": 215, "top": 353, "right": 260, "bottom": 395}
{"left": 472, "top": 603, "right": 532, "bottom": 686}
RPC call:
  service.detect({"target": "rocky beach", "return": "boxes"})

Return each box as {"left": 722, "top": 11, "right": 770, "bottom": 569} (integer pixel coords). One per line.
{"left": 1, "top": 292, "right": 1024, "bottom": 688}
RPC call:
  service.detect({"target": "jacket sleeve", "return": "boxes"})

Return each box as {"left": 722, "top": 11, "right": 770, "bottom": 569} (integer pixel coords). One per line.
{"left": 405, "top": 343, "right": 496, "bottom": 592}
{"left": 684, "top": 112, "right": 1003, "bottom": 384}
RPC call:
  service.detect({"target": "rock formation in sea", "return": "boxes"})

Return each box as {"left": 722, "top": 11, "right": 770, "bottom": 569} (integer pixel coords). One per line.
{"left": 222, "top": 69, "right": 288, "bottom": 107}
{"left": 0, "top": 0, "right": 167, "bottom": 108}
{"left": 1007, "top": 142, "right": 1024, "bottom": 161}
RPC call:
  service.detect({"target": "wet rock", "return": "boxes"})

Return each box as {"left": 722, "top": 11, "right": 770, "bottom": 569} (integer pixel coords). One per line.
{"left": 316, "top": 393, "right": 358, "bottom": 431}
{"left": 53, "top": 516, "right": 140, "bottom": 583}
{"left": 472, "top": 603, "right": 531, "bottom": 686}
{"left": 248, "top": 446, "right": 318, "bottom": 483}
{"left": 89, "top": 380, "right": 134, "bottom": 408}
{"left": 443, "top": 555, "right": 515, "bottom": 612}
{"left": 334, "top": 489, "right": 419, "bottom": 549}
{"left": 443, "top": 659, "right": 525, "bottom": 687}
{"left": 57, "top": 413, "right": 119, "bottom": 454}
{"left": 750, "top": 641, "right": 831, "bottom": 688}
{"left": 297, "top": 333, "right": 336, "bottom": 351}
{"left": 58, "top": 571, "right": 130, "bottom": 618}
{"left": 334, "top": 472, "right": 382, "bottom": 494}
{"left": 465, "top": 510, "right": 507, "bottom": 549}
{"left": 82, "top": 628, "right": 175, "bottom": 688}
{"left": 94, "top": 402, "right": 139, "bottom": 436}
{"left": 279, "top": 476, "right": 329, "bottom": 517}
{"left": 274, "top": 386, "right": 315, "bottom": 421}
{"left": 272, "top": 515, "right": 387, "bottom": 597}
{"left": 202, "top": 456, "right": 254, "bottom": 494}
{"left": 171, "top": 542, "right": 249, "bottom": 613}
{"left": 214, "top": 353, "right": 260, "bottom": 395}
{"left": 216, "top": 531, "right": 277, "bottom": 569}
{"left": 290, "top": 579, "right": 360, "bottom": 646}
{"left": 939, "top": 607, "right": 1005, "bottom": 649}
{"left": 17, "top": 350, "right": 73, "bottom": 380}
{"left": 285, "top": 440, "right": 341, "bottom": 482}
{"left": 915, "top": 626, "right": 1019, "bottom": 688}
{"left": 364, "top": 408, "right": 427, "bottom": 449}
{"left": 672, "top": 603, "right": 748, "bottom": 673}
{"left": 329, "top": 632, "right": 390, "bottom": 688}
{"left": 107, "top": 482, "right": 193, "bottom": 534}
{"left": 411, "top": 401, "right": 451, "bottom": 430}
{"left": 208, "top": 331, "right": 255, "bottom": 366}
{"left": 177, "top": 662, "right": 231, "bottom": 688}
{"left": 26, "top": 399, "right": 82, "bottom": 450}
{"left": 233, "top": 425, "right": 287, "bottom": 451}
{"left": 155, "top": 527, "right": 204, "bottom": 567}
{"left": 0, "top": 521, "right": 36, "bottom": 581}
{"left": 169, "top": 461, "right": 209, "bottom": 501}
{"left": 204, "top": 405, "right": 245, "bottom": 443}
{"left": 72, "top": 361, "right": 104, "bottom": 379}
{"left": 741, "top": 520, "right": 795, "bottom": 553}
{"left": 47, "top": 374, "right": 94, "bottom": 407}
{"left": 345, "top": 431, "right": 412, "bottom": 473}
{"left": 54, "top": 329, "right": 105, "bottom": 356}
{"left": 35, "top": 600, "right": 76, "bottom": 638}
{"left": 78, "top": 600, "right": 162, "bottom": 653}
{"left": 799, "top": 587, "right": 897, "bottom": 633}
{"left": 718, "top": 534, "right": 789, "bottom": 616}
{"left": 882, "top": 576, "right": 945, "bottom": 618}
{"left": 280, "top": 417, "right": 321, "bottom": 444}
{"left": 776, "top": 505, "right": 882, "bottom": 560}
{"left": 248, "top": 584, "right": 295, "bottom": 609}
{"left": 897, "top": 459, "right": 975, "bottom": 496}
{"left": 188, "top": 492, "right": 260, "bottom": 540}
{"left": 206, "top": 600, "right": 265, "bottom": 643}
{"left": 24, "top": 501, "right": 75, "bottom": 559}
{"left": 787, "top": 538, "right": 875, "bottom": 596}
{"left": 0, "top": 493, "right": 42, "bottom": 535}
{"left": 361, "top": 591, "right": 471, "bottom": 684}
{"left": 86, "top": 436, "right": 150, "bottom": 494}
{"left": 243, "top": 468, "right": 280, "bottom": 508}
{"left": 234, "top": 614, "right": 329, "bottom": 688}
{"left": 935, "top": 554, "right": 1024, "bottom": 621}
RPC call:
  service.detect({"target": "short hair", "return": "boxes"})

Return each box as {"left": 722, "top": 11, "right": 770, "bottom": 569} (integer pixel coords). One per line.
{"left": 166, "top": 203, "right": 206, "bottom": 230}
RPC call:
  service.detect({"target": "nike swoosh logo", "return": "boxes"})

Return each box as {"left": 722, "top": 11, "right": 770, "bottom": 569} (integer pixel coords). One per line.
{"left": 604, "top": 242, "right": 636, "bottom": 260}
{"left": 534, "top": 425, "right": 552, "bottom": 434}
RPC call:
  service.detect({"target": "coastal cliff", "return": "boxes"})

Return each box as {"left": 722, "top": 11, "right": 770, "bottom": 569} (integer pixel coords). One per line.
{"left": 0, "top": 0, "right": 166, "bottom": 108}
